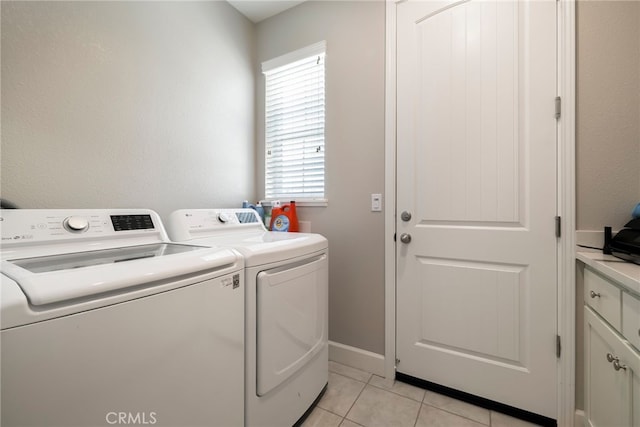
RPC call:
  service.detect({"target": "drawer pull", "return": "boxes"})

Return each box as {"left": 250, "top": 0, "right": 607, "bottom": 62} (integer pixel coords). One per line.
{"left": 589, "top": 290, "right": 601, "bottom": 299}
{"left": 606, "top": 353, "right": 627, "bottom": 372}
{"left": 613, "top": 360, "right": 627, "bottom": 372}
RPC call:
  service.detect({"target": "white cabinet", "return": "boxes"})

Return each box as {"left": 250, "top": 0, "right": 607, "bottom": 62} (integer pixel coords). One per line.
{"left": 585, "top": 268, "right": 622, "bottom": 330}
{"left": 585, "top": 307, "right": 640, "bottom": 427}
{"left": 582, "top": 263, "right": 640, "bottom": 427}
{"left": 623, "top": 292, "right": 640, "bottom": 351}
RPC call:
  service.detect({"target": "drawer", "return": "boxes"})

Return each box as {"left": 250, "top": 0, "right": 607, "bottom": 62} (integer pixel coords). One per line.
{"left": 622, "top": 291, "right": 640, "bottom": 351}
{"left": 585, "top": 267, "right": 621, "bottom": 331}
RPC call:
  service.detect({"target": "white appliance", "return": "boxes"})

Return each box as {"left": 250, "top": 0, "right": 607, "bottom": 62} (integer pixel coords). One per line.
{"left": 1, "top": 209, "right": 245, "bottom": 427}
{"left": 167, "top": 208, "right": 328, "bottom": 427}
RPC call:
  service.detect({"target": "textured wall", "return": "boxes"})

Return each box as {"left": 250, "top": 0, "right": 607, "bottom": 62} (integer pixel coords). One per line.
{"left": 256, "top": 1, "right": 386, "bottom": 355}
{"left": 575, "top": 0, "right": 640, "bottom": 412}
{"left": 1, "top": 1, "right": 256, "bottom": 220}
{"left": 576, "top": 0, "right": 640, "bottom": 231}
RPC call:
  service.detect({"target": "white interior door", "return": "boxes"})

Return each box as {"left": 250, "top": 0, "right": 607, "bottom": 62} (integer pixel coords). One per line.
{"left": 396, "top": 0, "right": 558, "bottom": 418}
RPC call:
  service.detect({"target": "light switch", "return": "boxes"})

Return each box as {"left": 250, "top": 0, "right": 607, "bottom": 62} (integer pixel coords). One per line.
{"left": 371, "top": 194, "right": 382, "bottom": 212}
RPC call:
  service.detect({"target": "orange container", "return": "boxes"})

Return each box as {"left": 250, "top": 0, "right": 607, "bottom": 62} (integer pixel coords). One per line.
{"left": 269, "top": 201, "right": 299, "bottom": 232}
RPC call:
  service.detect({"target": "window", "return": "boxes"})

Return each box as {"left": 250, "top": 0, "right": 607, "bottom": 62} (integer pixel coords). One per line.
{"left": 262, "top": 42, "right": 326, "bottom": 202}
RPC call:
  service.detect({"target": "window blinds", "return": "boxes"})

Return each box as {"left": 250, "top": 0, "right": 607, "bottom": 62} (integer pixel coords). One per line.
{"left": 263, "top": 43, "right": 325, "bottom": 200}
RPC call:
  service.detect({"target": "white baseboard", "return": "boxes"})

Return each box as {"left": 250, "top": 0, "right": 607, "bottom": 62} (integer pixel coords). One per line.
{"left": 574, "top": 409, "right": 585, "bottom": 427}
{"left": 328, "top": 341, "right": 385, "bottom": 377}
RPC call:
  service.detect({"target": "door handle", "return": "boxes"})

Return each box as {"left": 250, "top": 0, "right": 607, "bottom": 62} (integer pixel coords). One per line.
{"left": 590, "top": 290, "right": 601, "bottom": 299}
{"left": 400, "top": 233, "right": 412, "bottom": 244}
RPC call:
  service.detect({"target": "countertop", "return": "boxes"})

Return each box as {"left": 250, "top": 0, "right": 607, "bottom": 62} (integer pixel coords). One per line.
{"left": 577, "top": 250, "right": 640, "bottom": 295}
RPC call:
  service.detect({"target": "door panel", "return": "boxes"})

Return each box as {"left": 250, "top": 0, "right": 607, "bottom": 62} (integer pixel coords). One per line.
{"left": 396, "top": 0, "right": 557, "bottom": 418}
{"left": 415, "top": 0, "right": 521, "bottom": 224}
{"left": 416, "top": 258, "right": 525, "bottom": 363}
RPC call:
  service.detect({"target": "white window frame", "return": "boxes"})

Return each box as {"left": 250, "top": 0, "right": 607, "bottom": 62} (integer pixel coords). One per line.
{"left": 262, "top": 41, "right": 327, "bottom": 206}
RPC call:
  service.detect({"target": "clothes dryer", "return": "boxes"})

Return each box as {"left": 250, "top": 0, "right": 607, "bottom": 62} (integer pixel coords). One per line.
{"left": 1, "top": 209, "right": 244, "bottom": 427}
{"left": 167, "top": 208, "right": 328, "bottom": 427}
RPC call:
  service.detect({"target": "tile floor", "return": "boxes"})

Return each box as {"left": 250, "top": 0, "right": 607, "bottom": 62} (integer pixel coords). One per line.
{"left": 302, "top": 362, "right": 541, "bottom": 427}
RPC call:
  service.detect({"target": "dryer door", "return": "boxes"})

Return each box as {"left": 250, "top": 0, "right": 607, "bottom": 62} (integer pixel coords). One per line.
{"left": 256, "top": 254, "right": 328, "bottom": 396}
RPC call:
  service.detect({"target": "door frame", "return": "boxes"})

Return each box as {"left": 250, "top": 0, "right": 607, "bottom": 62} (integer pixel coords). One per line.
{"left": 383, "top": 0, "right": 577, "bottom": 425}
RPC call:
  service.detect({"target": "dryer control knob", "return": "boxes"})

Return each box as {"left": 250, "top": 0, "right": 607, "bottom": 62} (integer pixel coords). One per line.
{"left": 217, "top": 213, "right": 231, "bottom": 223}
{"left": 63, "top": 216, "right": 90, "bottom": 233}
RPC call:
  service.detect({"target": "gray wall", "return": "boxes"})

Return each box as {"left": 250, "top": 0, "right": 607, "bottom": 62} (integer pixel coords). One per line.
{"left": 576, "top": 0, "right": 640, "bottom": 232}
{"left": 255, "top": 1, "right": 386, "bottom": 355}
{"left": 6, "top": 0, "right": 634, "bottom": 391}
{"left": 575, "top": 0, "right": 640, "bottom": 412}
{"left": 1, "top": 1, "right": 256, "bottom": 220}
{"left": 2, "top": 0, "right": 387, "bottom": 356}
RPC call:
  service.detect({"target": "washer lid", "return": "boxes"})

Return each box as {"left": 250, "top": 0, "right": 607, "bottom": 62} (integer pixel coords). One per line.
{"left": 10, "top": 243, "right": 206, "bottom": 273}
{"left": 2, "top": 244, "right": 239, "bottom": 306}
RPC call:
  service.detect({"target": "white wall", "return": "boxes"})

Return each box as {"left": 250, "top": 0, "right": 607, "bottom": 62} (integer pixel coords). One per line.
{"left": 1, "top": 1, "right": 256, "bottom": 220}
{"left": 256, "top": 1, "right": 386, "bottom": 355}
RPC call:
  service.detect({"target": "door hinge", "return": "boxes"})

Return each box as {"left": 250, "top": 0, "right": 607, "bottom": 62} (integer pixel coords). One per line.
{"left": 555, "top": 96, "right": 561, "bottom": 119}
{"left": 555, "top": 216, "right": 562, "bottom": 238}
{"left": 556, "top": 335, "right": 562, "bottom": 358}
{"left": 395, "top": 358, "right": 400, "bottom": 366}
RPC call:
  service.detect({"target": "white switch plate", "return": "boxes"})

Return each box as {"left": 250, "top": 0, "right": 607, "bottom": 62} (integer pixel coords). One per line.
{"left": 371, "top": 193, "right": 382, "bottom": 212}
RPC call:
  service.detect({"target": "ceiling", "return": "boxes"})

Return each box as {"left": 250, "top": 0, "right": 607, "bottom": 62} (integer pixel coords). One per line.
{"left": 227, "top": 0, "right": 307, "bottom": 23}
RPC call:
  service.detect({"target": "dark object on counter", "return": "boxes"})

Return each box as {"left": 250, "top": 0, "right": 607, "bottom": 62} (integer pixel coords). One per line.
{"left": 604, "top": 218, "right": 640, "bottom": 265}
{"left": 603, "top": 226, "right": 613, "bottom": 255}
{"left": 0, "top": 199, "right": 19, "bottom": 209}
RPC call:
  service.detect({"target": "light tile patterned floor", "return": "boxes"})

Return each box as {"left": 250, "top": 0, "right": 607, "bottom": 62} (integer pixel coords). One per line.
{"left": 302, "top": 362, "right": 542, "bottom": 427}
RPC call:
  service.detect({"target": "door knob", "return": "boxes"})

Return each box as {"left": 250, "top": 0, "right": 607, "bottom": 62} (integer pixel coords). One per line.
{"left": 401, "top": 211, "right": 412, "bottom": 222}
{"left": 590, "top": 290, "right": 601, "bottom": 299}
{"left": 400, "top": 233, "right": 412, "bottom": 244}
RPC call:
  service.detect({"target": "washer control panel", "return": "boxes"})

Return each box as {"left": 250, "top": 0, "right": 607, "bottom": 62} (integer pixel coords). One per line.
{"left": 63, "top": 216, "right": 90, "bottom": 233}
{"left": 0, "top": 210, "right": 159, "bottom": 244}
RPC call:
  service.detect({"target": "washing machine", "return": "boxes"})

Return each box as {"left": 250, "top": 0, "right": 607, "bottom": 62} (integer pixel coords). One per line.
{"left": 167, "top": 208, "right": 328, "bottom": 427}
{"left": 1, "top": 209, "right": 245, "bottom": 427}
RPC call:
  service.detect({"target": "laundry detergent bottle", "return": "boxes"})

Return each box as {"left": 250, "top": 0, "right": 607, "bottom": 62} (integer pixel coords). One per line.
{"left": 269, "top": 201, "right": 299, "bottom": 232}
{"left": 242, "top": 200, "right": 265, "bottom": 223}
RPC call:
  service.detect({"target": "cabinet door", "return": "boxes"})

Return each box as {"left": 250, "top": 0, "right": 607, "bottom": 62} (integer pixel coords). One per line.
{"left": 622, "top": 291, "right": 640, "bottom": 351}
{"left": 585, "top": 307, "right": 639, "bottom": 427}
{"left": 624, "top": 331, "right": 640, "bottom": 427}
{"left": 634, "top": 364, "right": 640, "bottom": 427}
